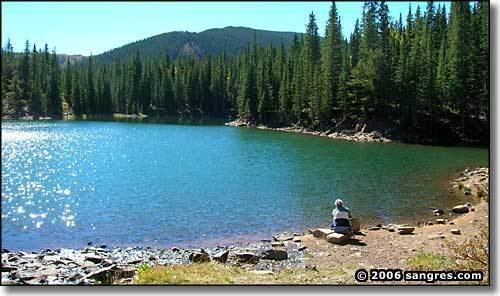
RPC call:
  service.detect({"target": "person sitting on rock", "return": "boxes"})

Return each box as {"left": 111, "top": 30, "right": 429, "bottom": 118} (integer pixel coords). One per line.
{"left": 331, "top": 199, "right": 352, "bottom": 234}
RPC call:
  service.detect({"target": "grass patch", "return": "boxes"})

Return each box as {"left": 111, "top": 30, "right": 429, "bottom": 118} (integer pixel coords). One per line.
{"left": 134, "top": 262, "right": 358, "bottom": 285}
{"left": 135, "top": 262, "right": 240, "bottom": 284}
{"left": 406, "top": 252, "right": 455, "bottom": 271}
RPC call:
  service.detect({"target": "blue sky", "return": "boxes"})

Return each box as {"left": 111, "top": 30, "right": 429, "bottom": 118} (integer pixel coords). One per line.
{"left": 1, "top": 1, "right": 449, "bottom": 55}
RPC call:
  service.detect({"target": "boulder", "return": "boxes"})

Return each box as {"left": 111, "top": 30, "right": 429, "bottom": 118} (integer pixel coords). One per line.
{"left": 273, "top": 233, "right": 294, "bottom": 242}
{"left": 261, "top": 249, "right": 288, "bottom": 261}
{"left": 452, "top": 204, "right": 469, "bottom": 214}
{"left": 451, "top": 229, "right": 461, "bottom": 235}
{"left": 126, "top": 259, "right": 142, "bottom": 265}
{"left": 312, "top": 228, "right": 333, "bottom": 239}
{"left": 397, "top": 226, "right": 415, "bottom": 235}
{"left": 292, "top": 237, "right": 302, "bottom": 243}
{"left": 81, "top": 265, "right": 117, "bottom": 285}
{"left": 212, "top": 250, "right": 229, "bottom": 263}
{"left": 271, "top": 241, "right": 284, "bottom": 248}
{"left": 234, "top": 252, "right": 259, "bottom": 264}
{"left": 1, "top": 265, "right": 17, "bottom": 272}
{"left": 84, "top": 255, "right": 104, "bottom": 264}
{"left": 326, "top": 233, "right": 350, "bottom": 245}
{"left": 189, "top": 250, "right": 210, "bottom": 263}
{"left": 114, "top": 265, "right": 135, "bottom": 279}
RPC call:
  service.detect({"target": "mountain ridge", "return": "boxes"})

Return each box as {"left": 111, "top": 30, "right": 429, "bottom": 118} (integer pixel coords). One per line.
{"left": 88, "top": 26, "right": 302, "bottom": 64}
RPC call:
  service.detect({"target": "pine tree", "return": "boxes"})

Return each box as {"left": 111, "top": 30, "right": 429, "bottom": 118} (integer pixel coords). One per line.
{"left": 86, "top": 55, "right": 97, "bottom": 115}
{"left": 447, "top": 1, "right": 471, "bottom": 133}
{"left": 71, "top": 69, "right": 82, "bottom": 116}
{"left": 304, "top": 12, "right": 321, "bottom": 127}
{"left": 47, "top": 49, "right": 62, "bottom": 117}
{"left": 320, "top": 2, "right": 343, "bottom": 128}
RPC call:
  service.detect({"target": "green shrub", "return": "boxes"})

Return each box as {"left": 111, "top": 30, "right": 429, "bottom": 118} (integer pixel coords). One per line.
{"left": 406, "top": 252, "right": 455, "bottom": 271}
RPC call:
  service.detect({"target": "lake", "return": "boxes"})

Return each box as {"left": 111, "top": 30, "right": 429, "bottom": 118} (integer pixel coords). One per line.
{"left": 1, "top": 120, "right": 488, "bottom": 251}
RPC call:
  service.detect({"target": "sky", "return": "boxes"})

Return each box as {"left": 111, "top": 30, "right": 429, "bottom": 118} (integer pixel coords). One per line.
{"left": 1, "top": 1, "right": 450, "bottom": 56}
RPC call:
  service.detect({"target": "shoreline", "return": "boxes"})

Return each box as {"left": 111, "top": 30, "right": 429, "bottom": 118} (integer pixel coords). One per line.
{"left": 2, "top": 117, "right": 489, "bottom": 147}
{"left": 1, "top": 167, "right": 488, "bottom": 285}
{"left": 225, "top": 119, "right": 393, "bottom": 143}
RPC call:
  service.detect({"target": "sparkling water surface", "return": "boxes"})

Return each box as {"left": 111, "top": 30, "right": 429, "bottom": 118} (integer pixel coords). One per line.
{"left": 1, "top": 120, "right": 488, "bottom": 250}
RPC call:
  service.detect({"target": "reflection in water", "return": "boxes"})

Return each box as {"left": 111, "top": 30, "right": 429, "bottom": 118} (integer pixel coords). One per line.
{"left": 1, "top": 120, "right": 488, "bottom": 251}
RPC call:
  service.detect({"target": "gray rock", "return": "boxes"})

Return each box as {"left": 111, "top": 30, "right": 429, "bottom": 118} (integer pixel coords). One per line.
{"left": 452, "top": 204, "right": 470, "bottom": 214}
{"left": 212, "top": 250, "right": 229, "bottom": 263}
{"left": 326, "top": 233, "right": 350, "bottom": 245}
{"left": 126, "top": 259, "right": 142, "bottom": 265}
{"left": 273, "top": 233, "right": 294, "bottom": 242}
{"left": 311, "top": 228, "right": 333, "bottom": 239}
{"left": 81, "top": 265, "right": 117, "bottom": 285}
{"left": 189, "top": 250, "right": 210, "bottom": 263}
{"left": 114, "top": 265, "right": 135, "bottom": 279}
{"left": 84, "top": 255, "right": 104, "bottom": 264}
{"left": 271, "top": 241, "right": 284, "bottom": 248}
{"left": 261, "top": 249, "right": 288, "bottom": 261}
{"left": 234, "top": 252, "right": 260, "bottom": 264}
{"left": 2, "top": 265, "right": 17, "bottom": 272}
{"left": 433, "top": 209, "right": 444, "bottom": 215}
{"left": 397, "top": 227, "right": 415, "bottom": 235}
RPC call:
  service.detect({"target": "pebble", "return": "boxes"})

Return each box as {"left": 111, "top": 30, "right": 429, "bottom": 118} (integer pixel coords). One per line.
{"left": 1, "top": 239, "right": 306, "bottom": 285}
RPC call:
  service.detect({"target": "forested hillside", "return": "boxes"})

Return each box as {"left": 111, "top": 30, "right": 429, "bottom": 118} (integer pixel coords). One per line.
{"left": 93, "top": 26, "right": 301, "bottom": 64}
{"left": 1, "top": 1, "right": 489, "bottom": 145}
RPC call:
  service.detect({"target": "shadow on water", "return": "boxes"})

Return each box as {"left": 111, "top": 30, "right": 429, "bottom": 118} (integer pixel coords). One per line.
{"left": 70, "top": 115, "right": 227, "bottom": 126}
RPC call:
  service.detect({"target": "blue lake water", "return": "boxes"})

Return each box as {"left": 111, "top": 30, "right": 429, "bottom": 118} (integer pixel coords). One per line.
{"left": 1, "top": 120, "right": 488, "bottom": 250}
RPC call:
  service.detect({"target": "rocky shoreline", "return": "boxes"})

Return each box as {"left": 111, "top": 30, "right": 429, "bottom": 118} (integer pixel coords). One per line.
{"left": 225, "top": 119, "right": 392, "bottom": 143}
{"left": 1, "top": 236, "right": 308, "bottom": 285}
{"left": 1, "top": 167, "right": 488, "bottom": 285}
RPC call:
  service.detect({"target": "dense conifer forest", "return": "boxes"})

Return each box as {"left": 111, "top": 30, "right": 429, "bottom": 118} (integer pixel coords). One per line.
{"left": 1, "top": 1, "right": 489, "bottom": 144}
